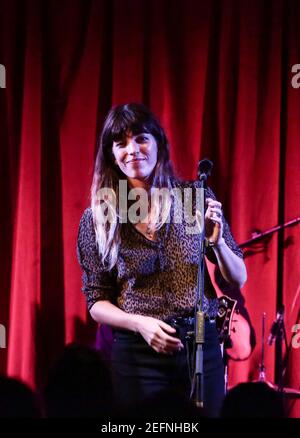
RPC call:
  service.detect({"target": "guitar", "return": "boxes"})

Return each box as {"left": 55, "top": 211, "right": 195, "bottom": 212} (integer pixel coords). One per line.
{"left": 217, "top": 294, "right": 237, "bottom": 347}
{"left": 216, "top": 294, "right": 252, "bottom": 360}
{"left": 205, "top": 256, "right": 252, "bottom": 361}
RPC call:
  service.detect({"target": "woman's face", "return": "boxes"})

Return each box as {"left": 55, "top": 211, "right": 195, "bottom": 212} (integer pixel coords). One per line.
{"left": 112, "top": 132, "right": 158, "bottom": 182}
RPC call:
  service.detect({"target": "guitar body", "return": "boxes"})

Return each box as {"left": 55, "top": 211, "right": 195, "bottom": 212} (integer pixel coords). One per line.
{"left": 205, "top": 258, "right": 252, "bottom": 361}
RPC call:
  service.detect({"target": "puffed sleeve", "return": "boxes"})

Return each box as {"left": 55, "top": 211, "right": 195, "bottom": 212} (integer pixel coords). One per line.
{"left": 76, "top": 208, "right": 118, "bottom": 310}
{"left": 190, "top": 182, "right": 243, "bottom": 263}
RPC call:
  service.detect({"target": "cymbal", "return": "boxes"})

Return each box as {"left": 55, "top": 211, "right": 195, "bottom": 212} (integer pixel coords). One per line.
{"left": 276, "top": 386, "right": 300, "bottom": 397}
{"left": 253, "top": 380, "right": 300, "bottom": 397}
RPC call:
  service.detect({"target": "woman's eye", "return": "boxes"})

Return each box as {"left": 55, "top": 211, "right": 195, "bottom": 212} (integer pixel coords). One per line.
{"left": 136, "top": 135, "right": 148, "bottom": 143}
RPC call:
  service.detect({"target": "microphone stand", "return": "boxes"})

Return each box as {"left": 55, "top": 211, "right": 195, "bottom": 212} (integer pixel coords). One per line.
{"left": 191, "top": 159, "right": 213, "bottom": 408}
{"left": 240, "top": 217, "right": 300, "bottom": 394}
{"left": 273, "top": 308, "right": 288, "bottom": 393}
{"left": 267, "top": 306, "right": 289, "bottom": 393}
{"left": 258, "top": 312, "right": 267, "bottom": 382}
{"left": 239, "top": 216, "right": 300, "bottom": 248}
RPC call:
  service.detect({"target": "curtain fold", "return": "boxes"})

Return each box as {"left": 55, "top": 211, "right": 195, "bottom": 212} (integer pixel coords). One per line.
{"left": 0, "top": 0, "right": 299, "bottom": 416}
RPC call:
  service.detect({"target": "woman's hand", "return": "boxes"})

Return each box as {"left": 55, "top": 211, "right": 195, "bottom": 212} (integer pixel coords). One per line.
{"left": 205, "top": 198, "right": 224, "bottom": 245}
{"left": 133, "top": 315, "right": 184, "bottom": 354}
{"left": 203, "top": 198, "right": 247, "bottom": 288}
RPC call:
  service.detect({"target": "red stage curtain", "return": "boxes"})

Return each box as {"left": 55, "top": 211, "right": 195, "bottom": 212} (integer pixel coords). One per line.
{"left": 0, "top": 0, "right": 299, "bottom": 417}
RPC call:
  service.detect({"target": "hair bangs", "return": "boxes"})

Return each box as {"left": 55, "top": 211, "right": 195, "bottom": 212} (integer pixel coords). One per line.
{"left": 109, "top": 122, "right": 152, "bottom": 143}
{"left": 105, "top": 103, "right": 160, "bottom": 145}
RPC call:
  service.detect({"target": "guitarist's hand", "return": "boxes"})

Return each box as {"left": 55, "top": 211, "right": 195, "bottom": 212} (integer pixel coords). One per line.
{"left": 205, "top": 198, "right": 223, "bottom": 245}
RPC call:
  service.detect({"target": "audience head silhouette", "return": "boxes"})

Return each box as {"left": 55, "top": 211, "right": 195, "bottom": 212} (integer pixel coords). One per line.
{"left": 0, "top": 375, "right": 41, "bottom": 418}
{"left": 221, "top": 382, "right": 286, "bottom": 418}
{"left": 43, "top": 343, "right": 113, "bottom": 417}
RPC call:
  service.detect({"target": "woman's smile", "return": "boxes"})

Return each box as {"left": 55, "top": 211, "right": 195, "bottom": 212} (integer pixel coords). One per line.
{"left": 126, "top": 157, "right": 146, "bottom": 164}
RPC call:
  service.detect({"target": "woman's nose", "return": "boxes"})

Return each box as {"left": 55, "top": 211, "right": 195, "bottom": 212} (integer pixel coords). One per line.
{"left": 127, "top": 139, "right": 140, "bottom": 154}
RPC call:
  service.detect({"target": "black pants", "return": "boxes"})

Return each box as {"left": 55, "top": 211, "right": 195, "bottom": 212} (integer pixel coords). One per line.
{"left": 111, "top": 319, "right": 224, "bottom": 418}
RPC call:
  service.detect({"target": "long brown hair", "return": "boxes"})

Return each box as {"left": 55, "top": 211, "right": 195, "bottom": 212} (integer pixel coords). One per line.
{"left": 91, "top": 103, "right": 175, "bottom": 269}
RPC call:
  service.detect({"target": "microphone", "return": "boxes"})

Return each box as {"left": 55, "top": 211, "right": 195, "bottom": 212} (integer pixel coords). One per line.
{"left": 197, "top": 159, "right": 213, "bottom": 181}
{"left": 267, "top": 306, "right": 284, "bottom": 346}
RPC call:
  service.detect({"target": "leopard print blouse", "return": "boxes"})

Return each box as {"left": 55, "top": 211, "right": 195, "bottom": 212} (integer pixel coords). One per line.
{"left": 77, "top": 182, "right": 243, "bottom": 321}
